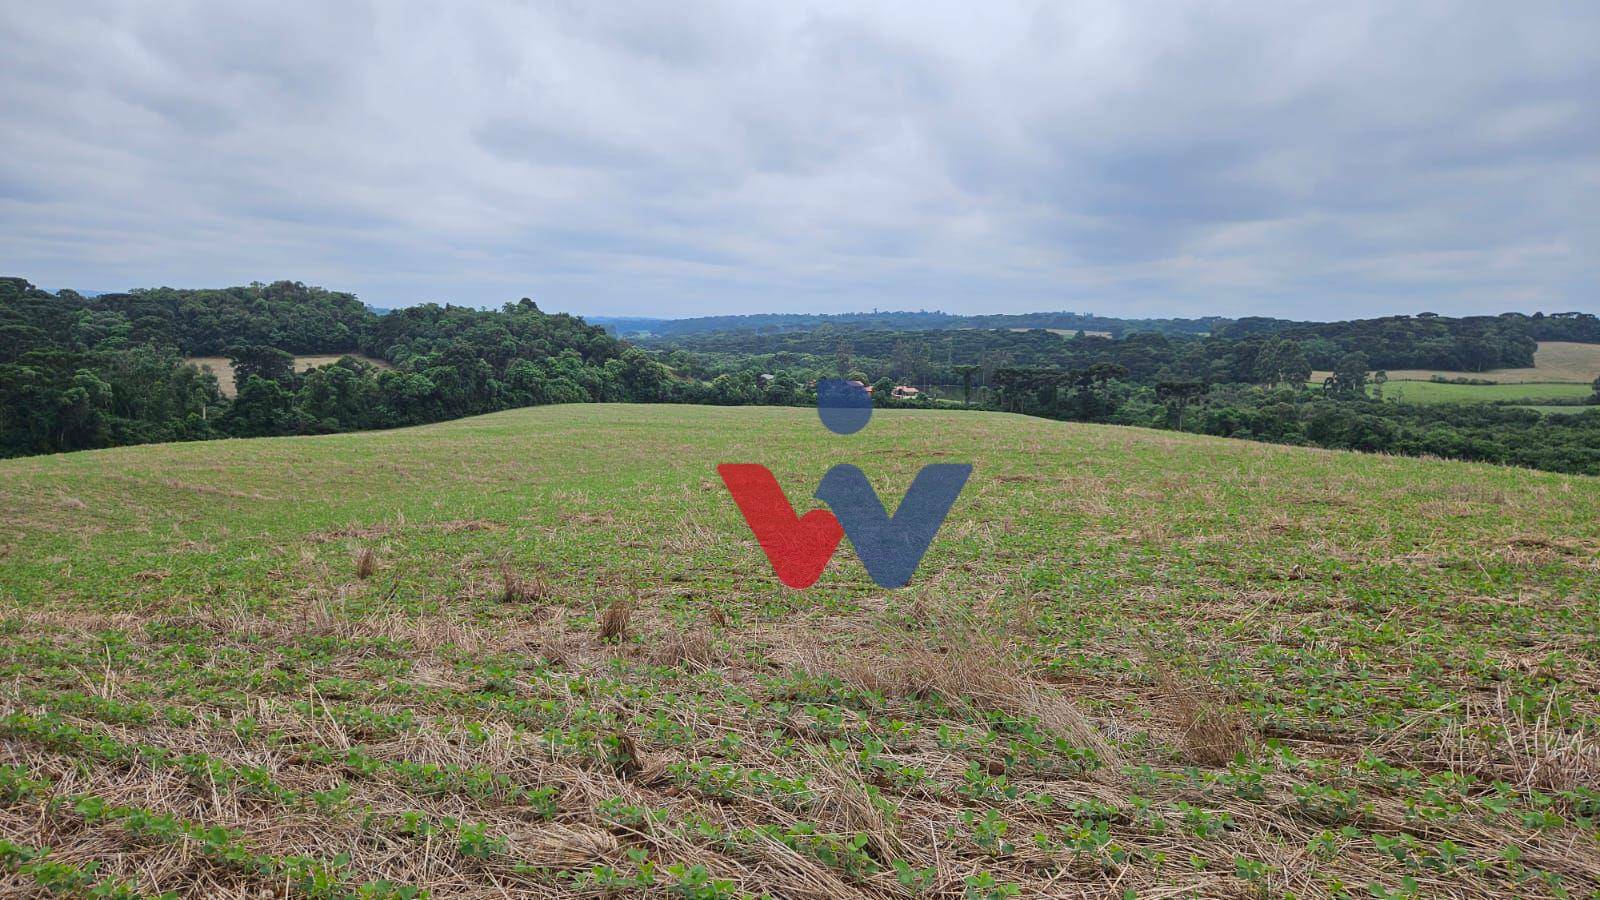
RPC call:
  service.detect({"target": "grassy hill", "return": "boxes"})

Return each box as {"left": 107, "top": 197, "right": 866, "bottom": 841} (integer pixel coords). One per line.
{"left": 2, "top": 405, "right": 1597, "bottom": 898}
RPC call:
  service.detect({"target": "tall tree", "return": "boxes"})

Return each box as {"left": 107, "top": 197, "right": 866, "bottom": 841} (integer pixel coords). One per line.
{"left": 1323, "top": 352, "right": 1370, "bottom": 399}
{"left": 953, "top": 364, "right": 980, "bottom": 405}
{"left": 228, "top": 345, "right": 295, "bottom": 384}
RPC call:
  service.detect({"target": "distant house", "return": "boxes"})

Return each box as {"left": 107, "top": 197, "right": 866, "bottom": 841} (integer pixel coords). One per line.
{"left": 758, "top": 373, "right": 775, "bottom": 384}
{"left": 891, "top": 385, "right": 920, "bottom": 400}
{"left": 846, "top": 379, "right": 874, "bottom": 394}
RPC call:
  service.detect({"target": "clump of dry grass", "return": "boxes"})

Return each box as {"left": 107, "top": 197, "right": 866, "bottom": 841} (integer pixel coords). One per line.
{"left": 1148, "top": 654, "right": 1253, "bottom": 766}
{"left": 1432, "top": 685, "right": 1600, "bottom": 794}
{"left": 808, "top": 752, "right": 903, "bottom": 859}
{"left": 598, "top": 597, "right": 632, "bottom": 643}
{"left": 501, "top": 563, "right": 551, "bottom": 603}
{"left": 509, "top": 823, "right": 618, "bottom": 868}
{"left": 651, "top": 624, "right": 714, "bottom": 670}
{"left": 354, "top": 547, "right": 376, "bottom": 579}
{"left": 533, "top": 632, "right": 578, "bottom": 670}
{"left": 793, "top": 624, "right": 1115, "bottom": 762}
{"left": 707, "top": 606, "right": 730, "bottom": 628}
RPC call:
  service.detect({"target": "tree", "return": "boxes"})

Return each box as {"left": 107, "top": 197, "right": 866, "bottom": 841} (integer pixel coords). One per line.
{"left": 764, "top": 372, "right": 800, "bottom": 406}
{"left": 224, "top": 375, "right": 295, "bottom": 436}
{"left": 889, "top": 339, "right": 928, "bottom": 383}
{"left": 1279, "top": 342, "right": 1312, "bottom": 387}
{"left": 1155, "top": 378, "right": 1208, "bottom": 430}
{"left": 1372, "top": 370, "right": 1388, "bottom": 400}
{"left": 56, "top": 369, "right": 112, "bottom": 449}
{"left": 1323, "top": 352, "right": 1370, "bottom": 399}
{"left": 1253, "top": 341, "right": 1285, "bottom": 387}
{"left": 834, "top": 339, "right": 853, "bottom": 377}
{"left": 872, "top": 377, "right": 894, "bottom": 405}
{"left": 953, "top": 364, "right": 981, "bottom": 405}
{"left": 228, "top": 344, "right": 294, "bottom": 384}
{"left": 1255, "top": 339, "right": 1312, "bottom": 388}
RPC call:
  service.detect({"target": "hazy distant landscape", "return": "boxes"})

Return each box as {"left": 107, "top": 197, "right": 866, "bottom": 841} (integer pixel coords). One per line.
{"left": 6, "top": 276, "right": 1599, "bottom": 473}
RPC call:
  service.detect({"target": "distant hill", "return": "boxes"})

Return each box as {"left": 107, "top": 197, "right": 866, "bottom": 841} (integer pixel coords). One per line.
{"left": 590, "top": 310, "right": 1227, "bottom": 339}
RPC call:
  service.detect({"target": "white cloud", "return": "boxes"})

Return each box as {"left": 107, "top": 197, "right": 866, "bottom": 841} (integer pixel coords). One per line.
{"left": 1, "top": 0, "right": 1596, "bottom": 317}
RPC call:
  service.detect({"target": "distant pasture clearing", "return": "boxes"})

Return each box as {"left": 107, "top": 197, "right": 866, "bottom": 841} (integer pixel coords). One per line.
{"left": 1006, "top": 327, "right": 1114, "bottom": 338}
{"left": 186, "top": 354, "right": 392, "bottom": 397}
{"left": 1378, "top": 380, "right": 1593, "bottom": 404}
{"left": 1313, "top": 341, "right": 1600, "bottom": 385}
{"left": 1301, "top": 379, "right": 1592, "bottom": 404}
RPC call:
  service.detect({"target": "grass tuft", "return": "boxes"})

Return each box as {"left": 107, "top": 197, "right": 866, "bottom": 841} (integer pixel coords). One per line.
{"left": 651, "top": 624, "right": 713, "bottom": 670}
{"left": 1150, "top": 654, "right": 1253, "bottom": 766}
{"left": 500, "top": 563, "right": 550, "bottom": 604}
{"left": 598, "top": 597, "right": 632, "bottom": 643}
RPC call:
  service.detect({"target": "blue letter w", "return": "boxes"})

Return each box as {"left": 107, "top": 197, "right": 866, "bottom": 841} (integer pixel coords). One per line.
{"left": 814, "top": 463, "right": 972, "bottom": 588}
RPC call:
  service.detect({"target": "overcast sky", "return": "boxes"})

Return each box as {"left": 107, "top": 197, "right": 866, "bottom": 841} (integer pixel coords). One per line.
{"left": 2, "top": 2, "right": 1596, "bottom": 319}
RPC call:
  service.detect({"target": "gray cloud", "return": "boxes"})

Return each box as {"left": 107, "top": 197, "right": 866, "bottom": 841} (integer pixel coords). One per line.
{"left": 0, "top": 1, "right": 1595, "bottom": 317}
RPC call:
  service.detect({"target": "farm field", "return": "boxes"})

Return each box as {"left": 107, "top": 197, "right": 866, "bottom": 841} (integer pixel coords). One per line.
{"left": 1005, "top": 328, "right": 1113, "bottom": 338}
{"left": 1312, "top": 341, "right": 1600, "bottom": 388}
{"left": 1, "top": 404, "right": 1598, "bottom": 898}
{"left": 185, "top": 354, "right": 393, "bottom": 397}
{"left": 1377, "top": 381, "right": 1594, "bottom": 405}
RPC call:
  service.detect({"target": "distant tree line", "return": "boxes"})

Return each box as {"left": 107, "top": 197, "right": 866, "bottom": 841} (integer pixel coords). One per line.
{"left": 7, "top": 275, "right": 1600, "bottom": 475}
{"left": 657, "top": 312, "right": 1600, "bottom": 475}
{"left": 599, "top": 309, "right": 1224, "bottom": 339}
{"left": 653, "top": 314, "right": 1536, "bottom": 389}
{"left": 1214, "top": 314, "right": 1537, "bottom": 371}
{"left": 985, "top": 369, "right": 1600, "bottom": 475}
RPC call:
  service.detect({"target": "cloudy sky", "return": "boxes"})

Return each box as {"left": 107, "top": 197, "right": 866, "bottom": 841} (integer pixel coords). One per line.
{"left": 1, "top": 2, "right": 1596, "bottom": 319}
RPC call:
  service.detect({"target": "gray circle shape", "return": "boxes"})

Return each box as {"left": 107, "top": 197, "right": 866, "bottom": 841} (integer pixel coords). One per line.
{"left": 817, "top": 378, "right": 873, "bottom": 435}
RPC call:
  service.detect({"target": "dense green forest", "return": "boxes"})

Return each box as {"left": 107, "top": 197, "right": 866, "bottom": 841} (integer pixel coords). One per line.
{"left": 5, "top": 275, "right": 1600, "bottom": 474}
{"left": 0, "top": 277, "right": 669, "bottom": 455}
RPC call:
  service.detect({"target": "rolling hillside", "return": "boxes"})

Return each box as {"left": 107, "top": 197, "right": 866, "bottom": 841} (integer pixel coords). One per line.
{"left": 2, "top": 405, "right": 1598, "bottom": 898}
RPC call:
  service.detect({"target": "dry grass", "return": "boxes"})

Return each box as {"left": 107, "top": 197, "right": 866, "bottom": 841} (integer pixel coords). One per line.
{"left": 1148, "top": 653, "right": 1254, "bottom": 766}
{"left": 598, "top": 597, "right": 633, "bottom": 643}
{"left": 608, "top": 731, "right": 643, "bottom": 777}
{"left": 511, "top": 823, "right": 619, "bottom": 868}
{"left": 184, "top": 354, "right": 393, "bottom": 397}
{"left": 791, "top": 620, "right": 1116, "bottom": 763}
{"left": 808, "top": 751, "right": 904, "bottom": 859}
{"left": 501, "top": 562, "right": 551, "bottom": 604}
{"left": 650, "top": 623, "right": 714, "bottom": 670}
{"left": 1427, "top": 685, "right": 1600, "bottom": 794}
{"left": 353, "top": 547, "right": 376, "bottom": 579}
